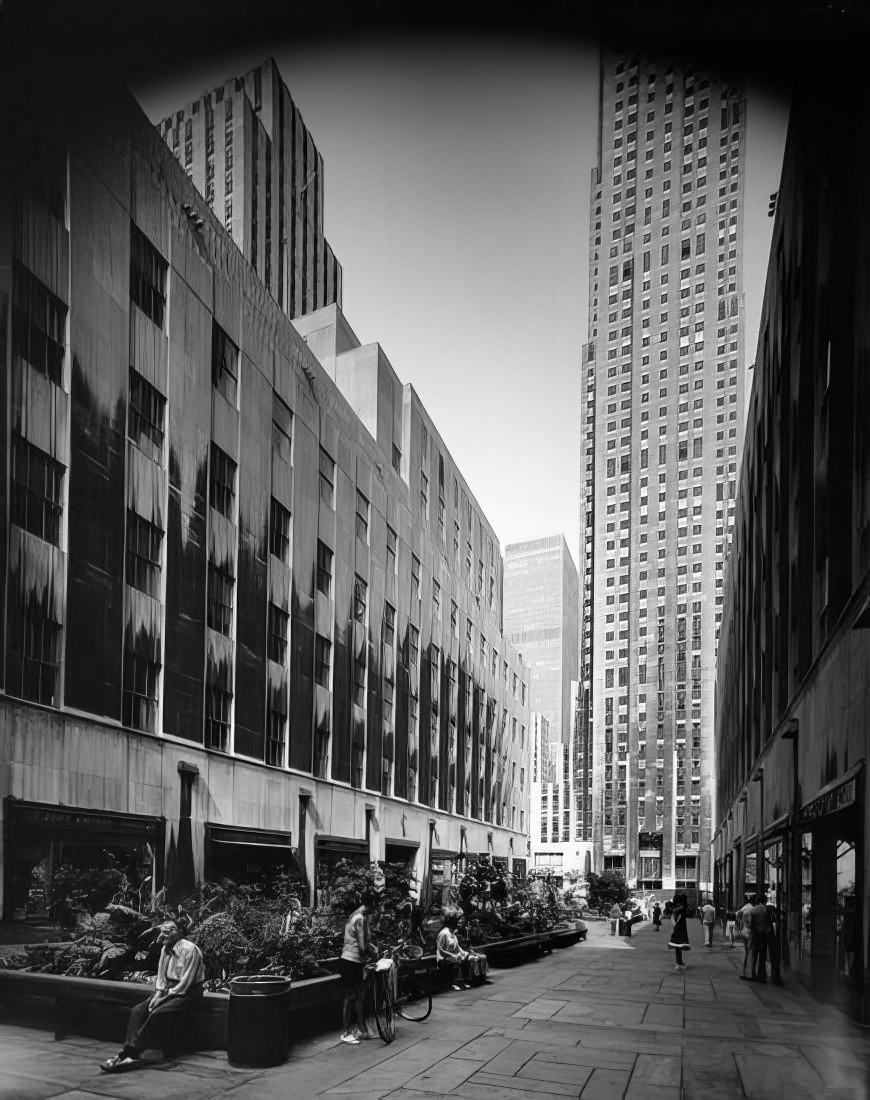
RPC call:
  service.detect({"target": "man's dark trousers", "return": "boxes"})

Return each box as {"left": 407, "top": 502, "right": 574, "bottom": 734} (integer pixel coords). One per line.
{"left": 748, "top": 932, "right": 768, "bottom": 982}
{"left": 122, "top": 986, "right": 204, "bottom": 1057}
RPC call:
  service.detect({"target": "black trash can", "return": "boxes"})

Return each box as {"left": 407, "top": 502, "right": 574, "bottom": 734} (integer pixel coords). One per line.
{"left": 619, "top": 918, "right": 632, "bottom": 937}
{"left": 227, "top": 974, "right": 292, "bottom": 1067}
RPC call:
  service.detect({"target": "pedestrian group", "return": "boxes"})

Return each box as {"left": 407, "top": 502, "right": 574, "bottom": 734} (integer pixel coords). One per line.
{"left": 659, "top": 890, "right": 783, "bottom": 983}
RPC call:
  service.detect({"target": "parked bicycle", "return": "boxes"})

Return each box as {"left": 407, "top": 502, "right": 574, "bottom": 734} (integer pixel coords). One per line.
{"left": 393, "top": 943, "right": 433, "bottom": 1022}
{"left": 362, "top": 942, "right": 433, "bottom": 1044}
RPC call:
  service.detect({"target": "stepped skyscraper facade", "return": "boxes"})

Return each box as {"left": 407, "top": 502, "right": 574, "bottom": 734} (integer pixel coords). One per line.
{"left": 580, "top": 52, "right": 747, "bottom": 892}
{"left": 158, "top": 58, "right": 342, "bottom": 321}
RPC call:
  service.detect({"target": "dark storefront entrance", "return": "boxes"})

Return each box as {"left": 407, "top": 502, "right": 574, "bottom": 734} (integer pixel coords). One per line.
{"left": 313, "top": 836, "right": 369, "bottom": 905}
{"left": 794, "top": 767, "right": 864, "bottom": 1019}
{"left": 204, "top": 824, "right": 298, "bottom": 889}
{"left": 3, "top": 798, "right": 164, "bottom": 922}
{"left": 428, "top": 848, "right": 459, "bottom": 909}
{"left": 384, "top": 840, "right": 419, "bottom": 873}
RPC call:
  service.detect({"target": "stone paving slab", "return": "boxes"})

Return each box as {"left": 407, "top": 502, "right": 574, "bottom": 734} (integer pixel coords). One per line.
{"left": 476, "top": 1039, "right": 538, "bottom": 1075}
{"left": 44, "top": 1094, "right": 106, "bottom": 1100}
{"left": 451, "top": 1083, "right": 567, "bottom": 1100}
{"left": 508, "top": 997, "right": 568, "bottom": 1019}
{"left": 405, "top": 1054, "right": 486, "bottom": 1093}
{"left": 466, "top": 1069, "right": 579, "bottom": 1095}
{"left": 0, "top": 1076, "right": 67, "bottom": 1100}
{"left": 323, "top": 1038, "right": 467, "bottom": 1094}
{"left": 383, "top": 1092, "right": 454, "bottom": 1100}
{"left": 449, "top": 1034, "right": 513, "bottom": 1062}
{"left": 551, "top": 998, "right": 649, "bottom": 1025}
{"left": 579, "top": 1066, "right": 634, "bottom": 1098}
{"left": 631, "top": 1051, "right": 682, "bottom": 1086}
{"left": 735, "top": 1051, "right": 827, "bottom": 1096}
{"left": 515, "top": 1057, "right": 594, "bottom": 1087}
{"left": 531, "top": 1044, "right": 637, "bottom": 1070}
{"left": 1, "top": 919, "right": 868, "bottom": 1099}
{"left": 625, "top": 1084, "right": 681, "bottom": 1100}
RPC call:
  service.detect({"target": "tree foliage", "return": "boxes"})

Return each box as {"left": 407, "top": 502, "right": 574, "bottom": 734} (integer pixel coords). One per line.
{"left": 585, "top": 871, "right": 630, "bottom": 912}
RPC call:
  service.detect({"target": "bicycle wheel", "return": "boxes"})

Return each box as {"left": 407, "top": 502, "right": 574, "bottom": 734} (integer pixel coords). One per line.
{"left": 373, "top": 970, "right": 396, "bottom": 1043}
{"left": 396, "top": 972, "right": 432, "bottom": 1022}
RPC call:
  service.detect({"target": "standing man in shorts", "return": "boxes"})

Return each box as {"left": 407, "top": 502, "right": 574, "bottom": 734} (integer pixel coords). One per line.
{"left": 339, "top": 890, "right": 379, "bottom": 1045}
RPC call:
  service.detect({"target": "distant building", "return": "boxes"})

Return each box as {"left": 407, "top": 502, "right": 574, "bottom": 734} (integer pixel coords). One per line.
{"left": 504, "top": 536, "right": 586, "bottom": 875}
{"left": 158, "top": 58, "right": 342, "bottom": 320}
{"left": 529, "top": 701, "right": 591, "bottom": 882}
{"left": 713, "top": 73, "right": 870, "bottom": 1023}
{"left": 580, "top": 51, "right": 748, "bottom": 892}
{"left": 0, "top": 67, "right": 528, "bottom": 920}
{"left": 504, "top": 536, "right": 578, "bottom": 744}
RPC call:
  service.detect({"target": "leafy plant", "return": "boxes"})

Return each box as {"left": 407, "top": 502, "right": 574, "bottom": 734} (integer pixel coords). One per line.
{"left": 585, "top": 871, "right": 630, "bottom": 912}
{"left": 51, "top": 853, "right": 129, "bottom": 916}
{"left": 454, "top": 858, "right": 506, "bottom": 918}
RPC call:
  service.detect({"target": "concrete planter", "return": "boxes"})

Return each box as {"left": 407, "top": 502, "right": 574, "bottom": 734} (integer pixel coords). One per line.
{"left": 476, "top": 932, "right": 552, "bottom": 965}
{"left": 549, "top": 925, "right": 583, "bottom": 948}
{"left": 0, "top": 935, "right": 570, "bottom": 1048}
{"left": 0, "top": 968, "right": 344, "bottom": 1048}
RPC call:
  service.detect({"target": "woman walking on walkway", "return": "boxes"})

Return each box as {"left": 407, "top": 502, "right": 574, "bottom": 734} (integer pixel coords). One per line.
{"left": 652, "top": 902, "right": 662, "bottom": 932}
{"left": 668, "top": 892, "right": 692, "bottom": 970}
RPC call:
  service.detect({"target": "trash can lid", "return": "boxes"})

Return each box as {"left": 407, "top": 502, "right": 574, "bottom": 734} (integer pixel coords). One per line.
{"left": 229, "top": 974, "right": 292, "bottom": 994}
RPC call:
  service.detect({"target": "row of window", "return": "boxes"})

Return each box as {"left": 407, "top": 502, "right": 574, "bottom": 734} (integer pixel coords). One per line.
{"left": 13, "top": 261, "right": 66, "bottom": 387}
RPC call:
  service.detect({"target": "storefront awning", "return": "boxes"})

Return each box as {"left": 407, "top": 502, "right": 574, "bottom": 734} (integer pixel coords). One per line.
{"left": 7, "top": 799, "right": 163, "bottom": 840}
{"left": 315, "top": 836, "right": 368, "bottom": 853}
{"left": 800, "top": 762, "right": 863, "bottom": 824}
{"left": 430, "top": 849, "right": 460, "bottom": 861}
{"left": 211, "top": 839, "right": 294, "bottom": 850}
{"left": 206, "top": 825, "right": 291, "bottom": 848}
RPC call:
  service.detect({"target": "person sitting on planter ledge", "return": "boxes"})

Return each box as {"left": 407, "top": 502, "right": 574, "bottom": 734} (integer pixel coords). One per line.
{"left": 437, "top": 909, "right": 487, "bottom": 989}
{"left": 99, "top": 919, "right": 205, "bottom": 1073}
{"left": 609, "top": 901, "right": 622, "bottom": 935}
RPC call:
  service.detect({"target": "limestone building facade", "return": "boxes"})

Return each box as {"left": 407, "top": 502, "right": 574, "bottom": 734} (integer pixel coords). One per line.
{"left": 713, "top": 72, "right": 870, "bottom": 1022}
{"left": 0, "top": 66, "right": 529, "bottom": 919}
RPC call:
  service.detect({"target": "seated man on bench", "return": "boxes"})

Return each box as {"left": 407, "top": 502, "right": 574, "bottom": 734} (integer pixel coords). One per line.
{"left": 100, "top": 918, "right": 205, "bottom": 1073}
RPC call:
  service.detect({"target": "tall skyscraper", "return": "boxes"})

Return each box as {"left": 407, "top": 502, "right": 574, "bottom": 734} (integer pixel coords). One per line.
{"left": 580, "top": 51, "right": 747, "bottom": 893}
{"left": 504, "top": 536, "right": 585, "bottom": 875}
{"left": 158, "top": 58, "right": 343, "bottom": 320}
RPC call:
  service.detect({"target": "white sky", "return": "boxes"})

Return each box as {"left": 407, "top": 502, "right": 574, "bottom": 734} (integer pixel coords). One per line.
{"left": 135, "top": 35, "right": 789, "bottom": 571}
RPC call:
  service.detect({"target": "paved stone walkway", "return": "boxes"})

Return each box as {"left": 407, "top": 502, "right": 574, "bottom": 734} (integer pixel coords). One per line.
{"left": 1, "top": 917, "right": 868, "bottom": 1099}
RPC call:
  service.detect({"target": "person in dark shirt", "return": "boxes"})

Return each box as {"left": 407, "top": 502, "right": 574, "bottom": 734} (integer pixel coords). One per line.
{"left": 745, "top": 894, "right": 770, "bottom": 982}
{"left": 667, "top": 893, "right": 692, "bottom": 970}
{"left": 766, "top": 899, "right": 784, "bottom": 985}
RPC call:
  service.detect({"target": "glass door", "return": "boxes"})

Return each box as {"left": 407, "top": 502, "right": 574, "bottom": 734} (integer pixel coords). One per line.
{"left": 836, "top": 838, "right": 857, "bottom": 986}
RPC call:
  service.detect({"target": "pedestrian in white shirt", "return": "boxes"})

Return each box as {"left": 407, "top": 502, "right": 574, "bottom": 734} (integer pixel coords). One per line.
{"left": 737, "top": 894, "right": 756, "bottom": 978}
{"left": 701, "top": 900, "right": 716, "bottom": 948}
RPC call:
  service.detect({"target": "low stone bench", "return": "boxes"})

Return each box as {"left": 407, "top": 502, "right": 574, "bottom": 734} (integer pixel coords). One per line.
{"left": 0, "top": 969, "right": 347, "bottom": 1049}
